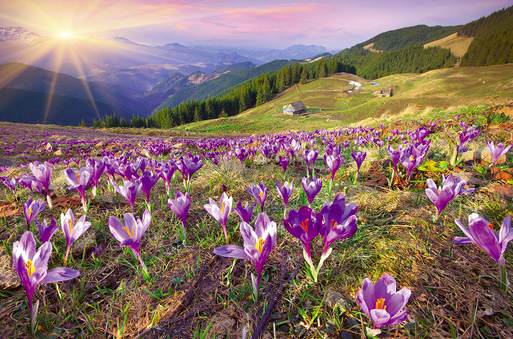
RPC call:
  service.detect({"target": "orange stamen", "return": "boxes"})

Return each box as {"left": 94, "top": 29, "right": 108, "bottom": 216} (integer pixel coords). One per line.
{"left": 488, "top": 223, "right": 494, "bottom": 230}
{"left": 123, "top": 225, "right": 133, "bottom": 238}
{"left": 255, "top": 238, "right": 265, "bottom": 253}
{"left": 76, "top": 174, "right": 80, "bottom": 180}
{"left": 300, "top": 219, "right": 309, "bottom": 232}
{"left": 330, "top": 219, "right": 338, "bottom": 230}
{"left": 375, "top": 298, "right": 386, "bottom": 310}
{"left": 25, "top": 260, "right": 35, "bottom": 277}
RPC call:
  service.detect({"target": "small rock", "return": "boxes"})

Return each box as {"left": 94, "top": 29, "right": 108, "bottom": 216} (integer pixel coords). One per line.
{"left": 495, "top": 184, "right": 513, "bottom": 198}
{"left": 326, "top": 291, "right": 352, "bottom": 311}
{"left": 211, "top": 315, "right": 235, "bottom": 336}
{"left": 172, "top": 143, "right": 183, "bottom": 149}
{"left": 45, "top": 142, "right": 56, "bottom": 151}
{"left": 95, "top": 141, "right": 105, "bottom": 148}
{"left": 54, "top": 149, "right": 63, "bottom": 156}
{"left": 72, "top": 229, "right": 97, "bottom": 257}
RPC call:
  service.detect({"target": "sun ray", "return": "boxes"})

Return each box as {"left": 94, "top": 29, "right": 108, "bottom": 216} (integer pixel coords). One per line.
{"left": 68, "top": 48, "right": 101, "bottom": 120}
{"left": 43, "top": 42, "right": 66, "bottom": 124}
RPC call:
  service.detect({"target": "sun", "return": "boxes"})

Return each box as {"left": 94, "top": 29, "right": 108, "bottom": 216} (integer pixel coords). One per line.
{"left": 58, "top": 31, "right": 73, "bottom": 39}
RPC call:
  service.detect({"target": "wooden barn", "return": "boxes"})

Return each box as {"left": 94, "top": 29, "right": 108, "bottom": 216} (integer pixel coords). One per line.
{"left": 282, "top": 101, "right": 307, "bottom": 115}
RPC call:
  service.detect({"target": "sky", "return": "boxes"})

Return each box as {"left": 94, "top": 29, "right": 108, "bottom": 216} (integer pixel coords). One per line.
{"left": 0, "top": 0, "right": 511, "bottom": 49}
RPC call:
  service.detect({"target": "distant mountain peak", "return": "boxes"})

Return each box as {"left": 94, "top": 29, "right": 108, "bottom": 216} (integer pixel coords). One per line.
{"left": 0, "top": 26, "right": 44, "bottom": 46}
{"left": 108, "top": 36, "right": 142, "bottom": 46}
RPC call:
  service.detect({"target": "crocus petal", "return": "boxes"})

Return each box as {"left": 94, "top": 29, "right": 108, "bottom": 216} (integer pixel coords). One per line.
{"left": 386, "top": 309, "right": 409, "bottom": 327}
{"left": 213, "top": 245, "right": 250, "bottom": 259}
{"left": 499, "top": 216, "right": 513, "bottom": 255}
{"left": 374, "top": 274, "right": 396, "bottom": 301}
{"left": 370, "top": 308, "right": 390, "bottom": 328}
{"left": 43, "top": 267, "right": 80, "bottom": 283}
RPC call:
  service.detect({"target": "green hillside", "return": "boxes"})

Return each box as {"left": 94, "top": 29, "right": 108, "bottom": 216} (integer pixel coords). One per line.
{"left": 171, "top": 64, "right": 513, "bottom": 135}
{"left": 0, "top": 87, "right": 131, "bottom": 126}
{"left": 158, "top": 60, "right": 291, "bottom": 110}
{"left": 459, "top": 6, "right": 513, "bottom": 66}
{"left": 357, "top": 24, "right": 462, "bottom": 52}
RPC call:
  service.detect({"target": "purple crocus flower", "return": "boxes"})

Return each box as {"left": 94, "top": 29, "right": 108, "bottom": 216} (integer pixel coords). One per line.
{"left": 109, "top": 210, "right": 151, "bottom": 274}
{"left": 64, "top": 167, "right": 92, "bottom": 213}
{"left": 247, "top": 182, "right": 268, "bottom": 212}
{"left": 233, "top": 201, "right": 257, "bottom": 223}
{"left": 302, "top": 149, "right": 318, "bottom": 177}
{"left": 486, "top": 141, "right": 512, "bottom": 166}
{"left": 18, "top": 174, "right": 42, "bottom": 195}
{"left": 324, "top": 154, "right": 344, "bottom": 193}
{"left": 176, "top": 155, "right": 203, "bottom": 191}
{"left": 387, "top": 145, "right": 404, "bottom": 172}
{"left": 112, "top": 180, "right": 142, "bottom": 214}
{"left": 0, "top": 176, "right": 16, "bottom": 192}
{"left": 12, "top": 231, "right": 80, "bottom": 333}
{"left": 301, "top": 176, "right": 322, "bottom": 207}
{"left": 23, "top": 197, "right": 46, "bottom": 230}
{"left": 351, "top": 151, "right": 367, "bottom": 177}
{"left": 275, "top": 181, "right": 294, "bottom": 218}
{"left": 279, "top": 155, "right": 290, "bottom": 175}
{"left": 204, "top": 192, "right": 233, "bottom": 244}
{"left": 168, "top": 192, "right": 191, "bottom": 244}
{"left": 284, "top": 206, "right": 321, "bottom": 274}
{"left": 85, "top": 158, "right": 105, "bottom": 197}
{"left": 443, "top": 174, "right": 475, "bottom": 196}
{"left": 156, "top": 164, "right": 177, "bottom": 197}
{"left": 400, "top": 146, "right": 424, "bottom": 182}
{"left": 29, "top": 161, "right": 53, "bottom": 208}
{"left": 454, "top": 214, "right": 513, "bottom": 290}
{"left": 139, "top": 170, "right": 160, "bottom": 208}
{"left": 425, "top": 179, "right": 456, "bottom": 220}
{"left": 214, "top": 212, "right": 277, "bottom": 301}
{"left": 61, "top": 209, "right": 92, "bottom": 264}
{"left": 357, "top": 274, "right": 411, "bottom": 329}
{"left": 36, "top": 218, "right": 60, "bottom": 243}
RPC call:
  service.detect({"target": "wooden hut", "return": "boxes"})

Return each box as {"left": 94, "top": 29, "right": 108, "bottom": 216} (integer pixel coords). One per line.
{"left": 282, "top": 101, "right": 307, "bottom": 115}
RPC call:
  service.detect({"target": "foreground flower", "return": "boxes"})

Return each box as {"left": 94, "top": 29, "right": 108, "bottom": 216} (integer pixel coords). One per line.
{"left": 168, "top": 192, "right": 190, "bottom": 245}
{"left": 357, "top": 274, "right": 411, "bottom": 329}
{"left": 301, "top": 176, "right": 322, "bottom": 207}
{"left": 29, "top": 161, "right": 53, "bottom": 208}
{"left": 112, "top": 180, "right": 142, "bottom": 214}
{"left": 61, "top": 209, "right": 92, "bottom": 264}
{"left": 275, "top": 181, "right": 294, "bottom": 218}
{"left": 23, "top": 197, "right": 46, "bottom": 230}
{"left": 318, "top": 194, "right": 358, "bottom": 275}
{"left": 233, "top": 201, "right": 257, "bottom": 223}
{"left": 204, "top": 192, "right": 233, "bottom": 244}
{"left": 64, "top": 167, "right": 92, "bottom": 213}
{"left": 425, "top": 175, "right": 474, "bottom": 220}
{"left": 284, "top": 206, "right": 321, "bottom": 279}
{"left": 454, "top": 214, "right": 513, "bottom": 290}
{"left": 351, "top": 151, "right": 367, "bottom": 178}
{"left": 213, "top": 212, "right": 277, "bottom": 301}
{"left": 109, "top": 210, "right": 151, "bottom": 274}
{"left": 36, "top": 218, "right": 60, "bottom": 243}
{"left": 13, "top": 232, "right": 80, "bottom": 333}
{"left": 486, "top": 141, "right": 512, "bottom": 166}
{"left": 247, "top": 182, "right": 268, "bottom": 212}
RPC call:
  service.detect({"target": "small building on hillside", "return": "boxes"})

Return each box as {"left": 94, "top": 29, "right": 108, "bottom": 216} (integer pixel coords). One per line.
{"left": 283, "top": 101, "right": 307, "bottom": 115}
{"left": 374, "top": 86, "right": 394, "bottom": 98}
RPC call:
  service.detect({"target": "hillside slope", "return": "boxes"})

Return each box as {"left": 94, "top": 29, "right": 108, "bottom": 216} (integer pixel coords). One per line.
{"left": 171, "top": 64, "right": 513, "bottom": 135}
{"left": 423, "top": 33, "right": 474, "bottom": 58}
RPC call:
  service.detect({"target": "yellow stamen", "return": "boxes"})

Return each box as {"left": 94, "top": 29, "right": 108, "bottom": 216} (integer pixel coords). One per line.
{"left": 25, "top": 260, "right": 35, "bottom": 277}
{"left": 375, "top": 298, "right": 386, "bottom": 310}
{"left": 255, "top": 238, "right": 265, "bottom": 253}
{"left": 28, "top": 208, "right": 32, "bottom": 217}
{"left": 437, "top": 189, "right": 441, "bottom": 194}
{"left": 330, "top": 219, "right": 338, "bottom": 230}
{"left": 69, "top": 219, "right": 73, "bottom": 232}
{"left": 221, "top": 202, "right": 225, "bottom": 214}
{"left": 123, "top": 225, "right": 133, "bottom": 238}
{"left": 409, "top": 155, "right": 415, "bottom": 161}
{"left": 259, "top": 192, "right": 263, "bottom": 200}
{"left": 76, "top": 174, "right": 80, "bottom": 180}
{"left": 300, "top": 219, "right": 309, "bottom": 232}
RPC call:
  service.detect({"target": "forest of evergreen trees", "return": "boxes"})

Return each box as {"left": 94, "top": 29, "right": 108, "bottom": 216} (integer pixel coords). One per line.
{"left": 459, "top": 6, "right": 513, "bottom": 67}
{"left": 334, "top": 45, "right": 457, "bottom": 80}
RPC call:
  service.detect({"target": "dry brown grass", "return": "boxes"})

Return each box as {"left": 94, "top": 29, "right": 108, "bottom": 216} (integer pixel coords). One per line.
{"left": 424, "top": 33, "right": 474, "bottom": 58}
